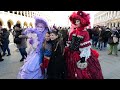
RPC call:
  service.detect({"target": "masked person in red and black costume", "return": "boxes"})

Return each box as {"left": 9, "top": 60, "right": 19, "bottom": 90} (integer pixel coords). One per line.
{"left": 64, "top": 11, "right": 103, "bottom": 79}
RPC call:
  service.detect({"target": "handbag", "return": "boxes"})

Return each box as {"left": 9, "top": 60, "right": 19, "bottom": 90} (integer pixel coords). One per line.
{"left": 113, "top": 36, "right": 118, "bottom": 43}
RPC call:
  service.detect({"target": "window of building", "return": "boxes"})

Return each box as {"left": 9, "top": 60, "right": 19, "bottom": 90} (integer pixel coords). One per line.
{"left": 113, "top": 23, "right": 115, "bottom": 27}
{"left": 28, "top": 11, "right": 29, "bottom": 17}
{"left": 14, "top": 11, "right": 17, "bottom": 14}
{"left": 115, "top": 11, "right": 117, "bottom": 16}
{"left": 18, "top": 11, "right": 21, "bottom": 15}
{"left": 107, "top": 12, "right": 109, "bottom": 18}
{"left": 25, "top": 12, "right": 27, "bottom": 17}
{"left": 22, "top": 11, "right": 24, "bottom": 16}
{"left": 10, "top": 11, "right": 13, "bottom": 13}
{"left": 33, "top": 12, "right": 34, "bottom": 16}
{"left": 117, "top": 22, "right": 119, "bottom": 27}
{"left": 112, "top": 11, "right": 114, "bottom": 17}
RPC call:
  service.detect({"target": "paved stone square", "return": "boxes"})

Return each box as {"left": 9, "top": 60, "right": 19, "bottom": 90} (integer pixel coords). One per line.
{"left": 0, "top": 33, "right": 120, "bottom": 79}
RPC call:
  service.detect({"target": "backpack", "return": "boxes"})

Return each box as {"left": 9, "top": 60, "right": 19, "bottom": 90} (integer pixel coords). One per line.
{"left": 14, "top": 30, "right": 22, "bottom": 44}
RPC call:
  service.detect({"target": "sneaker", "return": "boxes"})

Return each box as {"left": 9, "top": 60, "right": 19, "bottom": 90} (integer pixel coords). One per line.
{"left": 0, "top": 59, "right": 4, "bottom": 62}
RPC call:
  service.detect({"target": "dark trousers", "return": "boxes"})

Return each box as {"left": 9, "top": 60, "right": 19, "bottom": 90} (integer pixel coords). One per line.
{"left": 19, "top": 48, "right": 27, "bottom": 59}
{"left": 103, "top": 41, "right": 108, "bottom": 48}
{"left": 0, "top": 45, "right": 3, "bottom": 52}
{"left": 98, "top": 41, "right": 104, "bottom": 50}
{"left": 92, "top": 36, "right": 99, "bottom": 47}
{"left": 0, "top": 53, "right": 3, "bottom": 60}
{"left": 3, "top": 43, "right": 11, "bottom": 55}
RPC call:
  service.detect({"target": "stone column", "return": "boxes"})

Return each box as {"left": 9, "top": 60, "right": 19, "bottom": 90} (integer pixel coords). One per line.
{"left": 26, "top": 11, "right": 28, "bottom": 17}
{"left": 20, "top": 11, "right": 22, "bottom": 16}
{"left": 23, "top": 11, "right": 25, "bottom": 16}
{"left": 108, "top": 11, "right": 110, "bottom": 19}
{"left": 16, "top": 11, "right": 18, "bottom": 15}
{"left": 115, "top": 22, "right": 118, "bottom": 27}
{"left": 12, "top": 11, "right": 14, "bottom": 14}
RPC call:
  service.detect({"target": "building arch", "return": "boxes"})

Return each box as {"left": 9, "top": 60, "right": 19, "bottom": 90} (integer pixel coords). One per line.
{"left": 24, "top": 21, "right": 28, "bottom": 26}
{"left": 0, "top": 18, "right": 4, "bottom": 26}
{"left": 7, "top": 19, "right": 14, "bottom": 29}
{"left": 16, "top": 20, "right": 21, "bottom": 25}
{"left": 23, "top": 21, "right": 28, "bottom": 28}
{"left": 29, "top": 22, "right": 33, "bottom": 28}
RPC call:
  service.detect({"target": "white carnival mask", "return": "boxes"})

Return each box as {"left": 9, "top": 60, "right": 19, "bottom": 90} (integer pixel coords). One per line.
{"left": 36, "top": 23, "right": 45, "bottom": 32}
{"left": 36, "top": 27, "right": 45, "bottom": 32}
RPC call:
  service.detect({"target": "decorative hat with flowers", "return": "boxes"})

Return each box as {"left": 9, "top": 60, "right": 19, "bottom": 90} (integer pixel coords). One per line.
{"left": 69, "top": 11, "right": 90, "bottom": 28}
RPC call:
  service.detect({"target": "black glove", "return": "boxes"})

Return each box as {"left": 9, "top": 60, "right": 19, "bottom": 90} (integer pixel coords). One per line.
{"left": 80, "top": 57, "right": 85, "bottom": 63}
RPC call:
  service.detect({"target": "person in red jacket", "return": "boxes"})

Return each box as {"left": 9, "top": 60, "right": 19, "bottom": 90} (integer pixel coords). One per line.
{"left": 64, "top": 11, "right": 103, "bottom": 79}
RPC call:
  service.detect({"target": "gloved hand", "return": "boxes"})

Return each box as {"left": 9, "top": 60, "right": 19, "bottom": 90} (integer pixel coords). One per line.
{"left": 80, "top": 57, "right": 85, "bottom": 63}
{"left": 29, "top": 37, "right": 34, "bottom": 45}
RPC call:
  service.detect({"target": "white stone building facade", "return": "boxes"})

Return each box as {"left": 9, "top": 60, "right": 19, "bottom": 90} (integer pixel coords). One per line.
{"left": 94, "top": 11, "right": 120, "bottom": 28}
{"left": 0, "top": 11, "right": 52, "bottom": 29}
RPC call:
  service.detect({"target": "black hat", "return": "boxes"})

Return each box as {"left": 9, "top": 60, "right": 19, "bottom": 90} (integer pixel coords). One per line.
{"left": 15, "top": 24, "right": 21, "bottom": 28}
{"left": 1, "top": 28, "right": 7, "bottom": 32}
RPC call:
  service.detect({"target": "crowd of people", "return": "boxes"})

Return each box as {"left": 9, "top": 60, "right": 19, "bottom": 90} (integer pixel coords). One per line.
{"left": 87, "top": 25, "right": 120, "bottom": 56}
{"left": 16, "top": 11, "right": 103, "bottom": 79}
{"left": 2, "top": 11, "right": 118, "bottom": 79}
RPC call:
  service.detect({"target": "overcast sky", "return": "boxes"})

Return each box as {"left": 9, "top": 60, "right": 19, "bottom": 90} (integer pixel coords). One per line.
{"left": 37, "top": 11, "right": 99, "bottom": 27}
{"left": 85, "top": 11, "right": 99, "bottom": 27}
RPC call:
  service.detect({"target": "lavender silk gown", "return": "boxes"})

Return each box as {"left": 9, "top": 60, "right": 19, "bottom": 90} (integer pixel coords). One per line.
{"left": 17, "top": 28, "right": 47, "bottom": 79}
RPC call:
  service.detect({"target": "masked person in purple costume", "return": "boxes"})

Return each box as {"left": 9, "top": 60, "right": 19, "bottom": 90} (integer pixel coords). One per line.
{"left": 17, "top": 17, "right": 49, "bottom": 79}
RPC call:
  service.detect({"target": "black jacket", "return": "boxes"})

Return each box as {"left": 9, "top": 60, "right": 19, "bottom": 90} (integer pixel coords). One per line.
{"left": 47, "top": 38, "right": 67, "bottom": 79}
{"left": 87, "top": 29, "right": 93, "bottom": 39}
{"left": 2, "top": 30, "right": 10, "bottom": 44}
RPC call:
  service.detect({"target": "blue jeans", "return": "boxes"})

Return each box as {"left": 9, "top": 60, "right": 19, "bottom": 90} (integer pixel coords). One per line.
{"left": 19, "top": 48, "right": 27, "bottom": 59}
{"left": 3, "top": 42, "right": 11, "bottom": 55}
{"left": 98, "top": 41, "right": 104, "bottom": 50}
{"left": 104, "top": 41, "right": 108, "bottom": 48}
{"left": 92, "top": 36, "right": 99, "bottom": 47}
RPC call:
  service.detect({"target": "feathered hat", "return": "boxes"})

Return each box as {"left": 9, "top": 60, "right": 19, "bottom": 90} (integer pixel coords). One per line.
{"left": 34, "top": 16, "right": 48, "bottom": 28}
{"left": 69, "top": 11, "right": 90, "bottom": 27}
